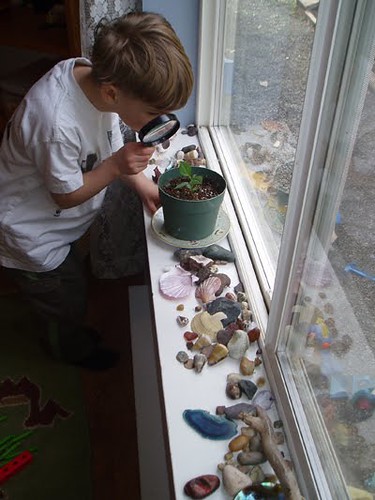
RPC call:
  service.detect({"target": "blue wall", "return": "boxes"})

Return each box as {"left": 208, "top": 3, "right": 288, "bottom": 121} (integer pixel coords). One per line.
{"left": 143, "top": 0, "right": 199, "bottom": 127}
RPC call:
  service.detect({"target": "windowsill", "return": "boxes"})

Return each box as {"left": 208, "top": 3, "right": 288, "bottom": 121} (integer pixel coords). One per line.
{"left": 137, "top": 130, "right": 294, "bottom": 498}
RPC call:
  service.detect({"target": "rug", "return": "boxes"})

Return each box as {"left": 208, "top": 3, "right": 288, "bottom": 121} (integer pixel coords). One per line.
{"left": 0, "top": 294, "right": 92, "bottom": 500}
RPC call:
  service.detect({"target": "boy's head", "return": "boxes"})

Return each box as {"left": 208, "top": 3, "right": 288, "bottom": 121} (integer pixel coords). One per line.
{"left": 91, "top": 12, "right": 194, "bottom": 115}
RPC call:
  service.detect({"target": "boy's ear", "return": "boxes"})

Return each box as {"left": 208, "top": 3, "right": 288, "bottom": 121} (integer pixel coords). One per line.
{"left": 100, "top": 83, "right": 119, "bottom": 105}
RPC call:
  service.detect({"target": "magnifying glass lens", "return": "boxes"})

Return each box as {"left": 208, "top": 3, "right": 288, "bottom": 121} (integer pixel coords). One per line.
{"left": 138, "top": 113, "right": 180, "bottom": 146}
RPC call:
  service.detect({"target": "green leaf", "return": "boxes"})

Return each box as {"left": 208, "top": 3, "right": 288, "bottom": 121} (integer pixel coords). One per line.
{"left": 178, "top": 161, "right": 192, "bottom": 178}
{"left": 175, "top": 181, "right": 190, "bottom": 189}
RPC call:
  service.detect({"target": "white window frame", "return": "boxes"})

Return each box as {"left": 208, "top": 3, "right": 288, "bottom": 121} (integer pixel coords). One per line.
{"left": 197, "top": 0, "right": 374, "bottom": 498}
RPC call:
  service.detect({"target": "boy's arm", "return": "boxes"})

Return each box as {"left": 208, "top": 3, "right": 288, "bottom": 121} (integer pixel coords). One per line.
{"left": 121, "top": 171, "right": 160, "bottom": 215}
{"left": 51, "top": 142, "right": 154, "bottom": 209}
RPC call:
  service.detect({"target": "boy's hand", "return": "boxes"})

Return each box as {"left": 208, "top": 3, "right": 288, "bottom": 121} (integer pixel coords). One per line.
{"left": 113, "top": 142, "right": 155, "bottom": 176}
{"left": 121, "top": 172, "right": 160, "bottom": 215}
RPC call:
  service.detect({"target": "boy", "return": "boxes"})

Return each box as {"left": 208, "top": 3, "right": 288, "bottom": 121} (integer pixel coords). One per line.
{"left": 0, "top": 12, "right": 194, "bottom": 370}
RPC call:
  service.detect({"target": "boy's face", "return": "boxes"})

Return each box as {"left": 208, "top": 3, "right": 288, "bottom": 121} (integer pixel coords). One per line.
{"left": 115, "top": 91, "right": 162, "bottom": 133}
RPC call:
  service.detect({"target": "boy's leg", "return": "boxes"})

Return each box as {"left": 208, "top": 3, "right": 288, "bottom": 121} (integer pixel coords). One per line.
{"left": 3, "top": 246, "right": 115, "bottom": 367}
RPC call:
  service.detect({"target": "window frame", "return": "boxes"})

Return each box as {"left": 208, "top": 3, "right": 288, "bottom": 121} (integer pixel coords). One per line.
{"left": 196, "top": 0, "right": 373, "bottom": 497}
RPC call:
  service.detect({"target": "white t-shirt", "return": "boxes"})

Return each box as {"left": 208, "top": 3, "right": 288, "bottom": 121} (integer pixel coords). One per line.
{"left": 0, "top": 58, "right": 124, "bottom": 272}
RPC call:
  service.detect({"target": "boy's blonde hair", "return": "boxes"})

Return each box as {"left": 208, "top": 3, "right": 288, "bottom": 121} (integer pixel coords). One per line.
{"left": 91, "top": 12, "right": 194, "bottom": 113}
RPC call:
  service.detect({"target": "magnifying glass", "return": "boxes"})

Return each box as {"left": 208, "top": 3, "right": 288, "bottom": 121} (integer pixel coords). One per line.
{"left": 138, "top": 113, "right": 180, "bottom": 146}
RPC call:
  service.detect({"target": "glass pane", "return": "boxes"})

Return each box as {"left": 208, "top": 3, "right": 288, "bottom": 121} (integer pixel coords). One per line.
{"left": 285, "top": 40, "right": 375, "bottom": 497}
{"left": 218, "top": 0, "right": 316, "bottom": 283}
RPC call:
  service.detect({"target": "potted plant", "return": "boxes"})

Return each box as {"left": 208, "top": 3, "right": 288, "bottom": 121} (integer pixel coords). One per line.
{"left": 158, "top": 161, "right": 227, "bottom": 240}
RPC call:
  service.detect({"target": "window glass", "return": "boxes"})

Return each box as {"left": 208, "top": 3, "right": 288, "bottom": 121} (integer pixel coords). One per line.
{"left": 219, "top": 0, "right": 316, "bottom": 287}
{"left": 285, "top": 43, "right": 375, "bottom": 498}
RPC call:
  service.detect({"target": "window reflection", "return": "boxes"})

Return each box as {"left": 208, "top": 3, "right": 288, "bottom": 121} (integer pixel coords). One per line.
{"left": 288, "top": 72, "right": 375, "bottom": 495}
{"left": 221, "top": 0, "right": 315, "bottom": 277}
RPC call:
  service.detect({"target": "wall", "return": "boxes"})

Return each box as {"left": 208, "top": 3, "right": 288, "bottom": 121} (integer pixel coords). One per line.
{"left": 143, "top": 0, "right": 199, "bottom": 126}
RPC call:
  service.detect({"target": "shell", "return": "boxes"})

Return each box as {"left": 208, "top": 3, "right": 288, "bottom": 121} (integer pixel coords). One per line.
{"left": 195, "top": 276, "right": 222, "bottom": 303}
{"left": 159, "top": 265, "right": 196, "bottom": 299}
{"left": 191, "top": 311, "right": 227, "bottom": 340}
{"left": 207, "top": 343, "right": 229, "bottom": 366}
{"left": 191, "top": 334, "right": 212, "bottom": 352}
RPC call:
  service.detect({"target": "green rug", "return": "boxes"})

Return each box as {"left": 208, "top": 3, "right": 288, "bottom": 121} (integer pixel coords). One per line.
{"left": 0, "top": 295, "right": 92, "bottom": 500}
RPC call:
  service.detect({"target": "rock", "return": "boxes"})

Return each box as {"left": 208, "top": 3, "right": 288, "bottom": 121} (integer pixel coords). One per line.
{"left": 184, "top": 474, "right": 220, "bottom": 499}
{"left": 239, "top": 380, "right": 258, "bottom": 400}
{"left": 183, "top": 409, "right": 238, "bottom": 440}
{"left": 202, "top": 244, "right": 235, "bottom": 262}
{"left": 221, "top": 464, "right": 252, "bottom": 496}
{"left": 206, "top": 298, "right": 241, "bottom": 327}
{"left": 237, "top": 451, "right": 266, "bottom": 466}
{"left": 227, "top": 330, "right": 250, "bottom": 360}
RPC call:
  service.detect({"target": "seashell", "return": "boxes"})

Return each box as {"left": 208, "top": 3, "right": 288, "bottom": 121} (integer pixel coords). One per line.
{"left": 225, "top": 292, "right": 237, "bottom": 301}
{"left": 191, "top": 311, "right": 227, "bottom": 340}
{"left": 239, "top": 380, "right": 257, "bottom": 400}
{"left": 202, "top": 244, "right": 235, "bottom": 262}
{"left": 207, "top": 343, "right": 228, "bottom": 366}
{"left": 221, "top": 464, "right": 252, "bottom": 497}
{"left": 195, "top": 276, "right": 222, "bottom": 304}
{"left": 183, "top": 409, "right": 238, "bottom": 440}
{"left": 184, "top": 474, "right": 220, "bottom": 499}
{"left": 159, "top": 265, "right": 196, "bottom": 299}
{"left": 176, "top": 304, "right": 184, "bottom": 311}
{"left": 193, "top": 353, "right": 207, "bottom": 373}
{"left": 227, "top": 330, "right": 250, "bottom": 360}
{"left": 240, "top": 356, "right": 255, "bottom": 376}
{"left": 213, "top": 273, "right": 231, "bottom": 296}
{"left": 206, "top": 298, "right": 241, "bottom": 327}
{"left": 191, "top": 334, "right": 212, "bottom": 352}
{"left": 251, "top": 389, "right": 274, "bottom": 410}
{"left": 228, "top": 434, "right": 250, "bottom": 452}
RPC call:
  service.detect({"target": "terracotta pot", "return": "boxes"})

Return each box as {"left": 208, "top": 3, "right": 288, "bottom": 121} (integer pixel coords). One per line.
{"left": 158, "top": 166, "right": 226, "bottom": 240}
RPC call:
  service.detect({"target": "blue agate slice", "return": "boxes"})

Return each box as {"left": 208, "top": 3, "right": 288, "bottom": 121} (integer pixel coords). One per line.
{"left": 183, "top": 409, "right": 237, "bottom": 440}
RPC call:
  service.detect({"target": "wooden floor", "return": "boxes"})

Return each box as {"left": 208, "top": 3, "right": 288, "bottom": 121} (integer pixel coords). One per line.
{"left": 80, "top": 271, "right": 147, "bottom": 500}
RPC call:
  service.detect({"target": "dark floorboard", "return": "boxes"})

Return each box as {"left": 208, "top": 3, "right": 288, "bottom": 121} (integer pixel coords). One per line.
{"left": 82, "top": 271, "right": 146, "bottom": 500}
